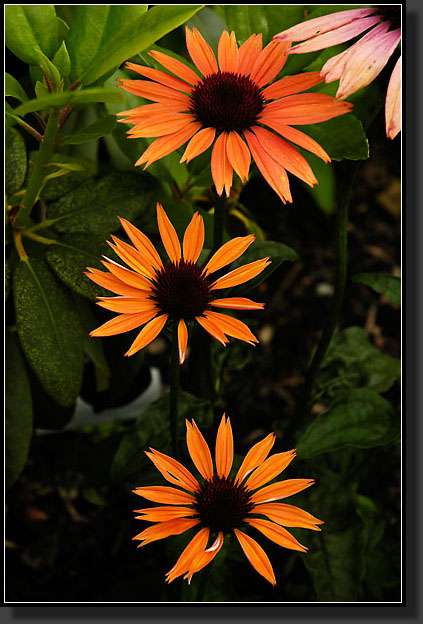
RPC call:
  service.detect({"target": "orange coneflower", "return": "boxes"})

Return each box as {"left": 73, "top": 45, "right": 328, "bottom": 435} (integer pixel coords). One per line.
{"left": 132, "top": 414, "right": 322, "bottom": 585}
{"left": 116, "top": 28, "right": 353, "bottom": 203}
{"left": 85, "top": 203, "right": 269, "bottom": 363}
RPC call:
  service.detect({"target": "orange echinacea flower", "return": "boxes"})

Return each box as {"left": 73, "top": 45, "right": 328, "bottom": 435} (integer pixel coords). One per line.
{"left": 85, "top": 203, "right": 269, "bottom": 363}
{"left": 116, "top": 28, "right": 352, "bottom": 203}
{"left": 274, "top": 7, "right": 401, "bottom": 139}
{"left": 132, "top": 414, "right": 322, "bottom": 585}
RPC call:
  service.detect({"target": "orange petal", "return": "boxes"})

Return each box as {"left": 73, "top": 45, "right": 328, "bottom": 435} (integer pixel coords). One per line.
{"left": 218, "top": 30, "right": 239, "bottom": 73}
{"left": 210, "top": 257, "right": 271, "bottom": 290}
{"left": 261, "top": 93, "right": 352, "bottom": 125}
{"left": 203, "top": 234, "right": 255, "bottom": 276}
{"left": 145, "top": 448, "right": 199, "bottom": 492}
{"left": 250, "top": 503, "right": 323, "bottom": 531}
{"left": 211, "top": 132, "right": 233, "bottom": 197}
{"left": 226, "top": 131, "right": 251, "bottom": 183}
{"left": 234, "top": 529, "right": 276, "bottom": 586}
{"left": 134, "top": 506, "right": 198, "bottom": 522}
{"left": 210, "top": 297, "right": 264, "bottom": 311}
{"left": 132, "top": 485, "right": 196, "bottom": 505}
{"left": 185, "top": 27, "right": 218, "bottom": 76}
{"left": 183, "top": 212, "right": 205, "bottom": 263}
{"left": 245, "top": 517, "right": 308, "bottom": 552}
{"left": 265, "top": 123, "right": 330, "bottom": 163}
{"left": 125, "top": 62, "right": 193, "bottom": 93}
{"left": 215, "top": 414, "right": 233, "bottom": 478}
{"left": 128, "top": 112, "right": 196, "bottom": 138}
{"left": 118, "top": 101, "right": 189, "bottom": 122}
{"left": 90, "top": 309, "right": 157, "bottom": 337}
{"left": 136, "top": 122, "right": 202, "bottom": 167}
{"left": 180, "top": 127, "right": 215, "bottom": 164}
{"left": 195, "top": 314, "right": 230, "bottom": 346}
{"left": 108, "top": 236, "right": 155, "bottom": 279}
{"left": 250, "top": 479, "right": 315, "bottom": 505}
{"left": 250, "top": 126, "right": 317, "bottom": 187}
{"left": 117, "top": 217, "right": 163, "bottom": 271}
{"left": 85, "top": 268, "right": 146, "bottom": 297}
{"left": 244, "top": 129, "right": 292, "bottom": 203}
{"left": 156, "top": 202, "right": 181, "bottom": 263}
{"left": 96, "top": 297, "right": 156, "bottom": 314}
{"left": 250, "top": 40, "right": 291, "bottom": 87}
{"left": 184, "top": 532, "right": 224, "bottom": 584}
{"left": 262, "top": 72, "right": 323, "bottom": 100}
{"left": 133, "top": 518, "right": 199, "bottom": 547}
{"left": 125, "top": 313, "right": 168, "bottom": 357}
{"left": 117, "top": 78, "right": 190, "bottom": 105}
{"left": 185, "top": 419, "right": 214, "bottom": 480}
{"left": 178, "top": 319, "right": 188, "bottom": 365}
{"left": 101, "top": 257, "right": 153, "bottom": 291}
{"left": 166, "top": 528, "right": 210, "bottom": 584}
{"left": 148, "top": 49, "right": 201, "bottom": 86}
{"left": 238, "top": 33, "right": 263, "bottom": 76}
{"left": 235, "top": 433, "right": 276, "bottom": 485}
{"left": 245, "top": 450, "right": 296, "bottom": 491}
{"left": 202, "top": 311, "right": 258, "bottom": 345}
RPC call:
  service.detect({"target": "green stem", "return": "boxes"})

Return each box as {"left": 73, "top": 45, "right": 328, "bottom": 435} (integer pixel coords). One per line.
{"left": 14, "top": 108, "right": 60, "bottom": 229}
{"left": 297, "top": 160, "right": 360, "bottom": 427}
{"left": 170, "top": 321, "right": 181, "bottom": 460}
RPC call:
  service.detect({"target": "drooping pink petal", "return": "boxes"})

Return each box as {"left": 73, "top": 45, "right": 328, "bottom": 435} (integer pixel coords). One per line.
{"left": 385, "top": 56, "right": 401, "bottom": 139}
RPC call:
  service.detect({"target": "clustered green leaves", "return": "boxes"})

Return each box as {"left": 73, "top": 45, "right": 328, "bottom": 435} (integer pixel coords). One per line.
{"left": 5, "top": 5, "right": 400, "bottom": 603}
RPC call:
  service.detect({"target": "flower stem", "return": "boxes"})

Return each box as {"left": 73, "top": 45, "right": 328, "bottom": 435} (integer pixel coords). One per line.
{"left": 14, "top": 108, "right": 60, "bottom": 229}
{"left": 297, "top": 160, "right": 360, "bottom": 426}
{"left": 170, "top": 321, "right": 181, "bottom": 459}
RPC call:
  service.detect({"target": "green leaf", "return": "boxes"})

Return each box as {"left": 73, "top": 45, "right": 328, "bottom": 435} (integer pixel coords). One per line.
{"left": 75, "top": 5, "right": 203, "bottom": 85}
{"left": 296, "top": 388, "right": 395, "bottom": 459}
{"left": 13, "top": 87, "right": 125, "bottom": 116}
{"left": 40, "top": 153, "right": 97, "bottom": 201}
{"left": 35, "top": 48, "right": 62, "bottom": 90}
{"left": 5, "top": 331, "right": 33, "bottom": 489}
{"left": 5, "top": 73, "right": 28, "bottom": 102}
{"left": 13, "top": 258, "right": 84, "bottom": 407}
{"left": 5, "top": 5, "right": 59, "bottom": 64}
{"left": 302, "top": 151, "right": 335, "bottom": 215}
{"left": 48, "top": 171, "right": 155, "bottom": 235}
{"left": 66, "top": 6, "right": 148, "bottom": 81}
{"left": 317, "top": 326, "right": 401, "bottom": 397}
{"left": 60, "top": 114, "right": 117, "bottom": 145}
{"left": 5, "top": 127, "right": 27, "bottom": 196}
{"left": 353, "top": 273, "right": 401, "bottom": 306}
{"left": 228, "top": 239, "right": 299, "bottom": 294}
{"left": 300, "top": 114, "right": 369, "bottom": 161}
{"left": 355, "top": 494, "right": 386, "bottom": 581}
{"left": 5, "top": 260, "right": 12, "bottom": 301}
{"left": 46, "top": 234, "right": 112, "bottom": 300}
{"left": 53, "top": 40, "right": 71, "bottom": 79}
{"left": 110, "top": 391, "right": 213, "bottom": 484}
{"left": 225, "top": 6, "right": 269, "bottom": 45}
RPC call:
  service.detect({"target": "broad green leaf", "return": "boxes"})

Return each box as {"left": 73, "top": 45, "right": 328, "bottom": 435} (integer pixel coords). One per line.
{"left": 53, "top": 40, "right": 71, "bottom": 79}
{"left": 5, "top": 102, "right": 19, "bottom": 127}
{"left": 46, "top": 234, "right": 113, "bottom": 300}
{"left": 225, "top": 5, "right": 304, "bottom": 45}
{"left": 296, "top": 388, "right": 394, "bottom": 459}
{"left": 355, "top": 494, "right": 386, "bottom": 581}
{"left": 110, "top": 391, "right": 213, "bottom": 484}
{"left": 13, "top": 258, "right": 84, "bottom": 407}
{"left": 5, "top": 73, "right": 28, "bottom": 102}
{"left": 5, "top": 331, "right": 33, "bottom": 489}
{"left": 5, "top": 260, "right": 12, "bottom": 301}
{"left": 300, "top": 114, "right": 369, "bottom": 161}
{"left": 5, "top": 5, "right": 59, "bottom": 64}
{"left": 187, "top": 6, "right": 227, "bottom": 51}
{"left": 13, "top": 87, "right": 125, "bottom": 116}
{"left": 317, "top": 326, "right": 401, "bottom": 397}
{"left": 78, "top": 5, "right": 203, "bottom": 86}
{"left": 40, "top": 153, "right": 97, "bottom": 201}
{"left": 60, "top": 114, "right": 117, "bottom": 145}
{"left": 66, "top": 6, "right": 148, "bottom": 81}
{"left": 5, "top": 127, "right": 27, "bottom": 196}
{"left": 353, "top": 273, "right": 401, "bottom": 306}
{"left": 228, "top": 239, "right": 299, "bottom": 295}
{"left": 302, "top": 151, "right": 335, "bottom": 215}
{"left": 48, "top": 171, "right": 155, "bottom": 234}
